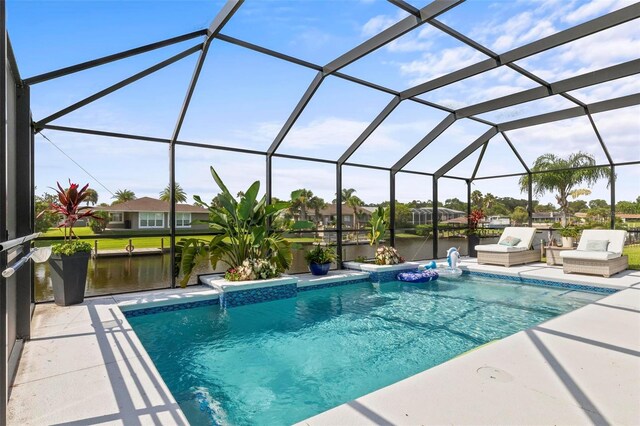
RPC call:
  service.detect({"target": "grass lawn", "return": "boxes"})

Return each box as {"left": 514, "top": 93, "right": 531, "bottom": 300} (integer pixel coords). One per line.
{"left": 38, "top": 227, "right": 316, "bottom": 250}
{"left": 623, "top": 245, "right": 640, "bottom": 270}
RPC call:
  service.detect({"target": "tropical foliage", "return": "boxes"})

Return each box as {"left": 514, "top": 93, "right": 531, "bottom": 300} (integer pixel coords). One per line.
{"left": 368, "top": 206, "right": 387, "bottom": 248}
{"left": 304, "top": 245, "right": 336, "bottom": 265}
{"left": 88, "top": 211, "right": 110, "bottom": 233}
{"left": 374, "top": 246, "right": 403, "bottom": 265}
{"left": 160, "top": 182, "right": 187, "bottom": 203}
{"left": 175, "top": 167, "right": 312, "bottom": 287}
{"left": 112, "top": 189, "right": 136, "bottom": 204}
{"left": 43, "top": 181, "right": 102, "bottom": 255}
{"left": 519, "top": 152, "right": 610, "bottom": 226}
{"left": 35, "top": 192, "right": 60, "bottom": 232}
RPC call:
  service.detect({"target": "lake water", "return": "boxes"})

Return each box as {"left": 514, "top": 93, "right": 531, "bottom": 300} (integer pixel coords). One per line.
{"left": 35, "top": 236, "right": 512, "bottom": 301}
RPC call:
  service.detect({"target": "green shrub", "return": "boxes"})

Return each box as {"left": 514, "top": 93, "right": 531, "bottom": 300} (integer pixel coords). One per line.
{"left": 304, "top": 246, "right": 336, "bottom": 265}
{"left": 89, "top": 211, "right": 109, "bottom": 233}
{"left": 52, "top": 241, "right": 93, "bottom": 256}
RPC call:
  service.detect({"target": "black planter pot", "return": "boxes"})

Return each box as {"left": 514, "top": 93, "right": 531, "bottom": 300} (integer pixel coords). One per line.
{"left": 49, "top": 251, "right": 90, "bottom": 306}
{"left": 468, "top": 234, "right": 480, "bottom": 258}
{"left": 309, "top": 262, "right": 331, "bottom": 276}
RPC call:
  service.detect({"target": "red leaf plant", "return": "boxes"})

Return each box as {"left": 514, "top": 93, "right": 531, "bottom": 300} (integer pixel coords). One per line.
{"left": 468, "top": 208, "right": 485, "bottom": 233}
{"left": 46, "top": 180, "right": 102, "bottom": 241}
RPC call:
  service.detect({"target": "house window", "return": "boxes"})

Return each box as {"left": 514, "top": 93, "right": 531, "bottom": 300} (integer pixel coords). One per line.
{"left": 109, "top": 212, "right": 123, "bottom": 222}
{"left": 139, "top": 212, "right": 164, "bottom": 228}
{"left": 176, "top": 213, "right": 191, "bottom": 228}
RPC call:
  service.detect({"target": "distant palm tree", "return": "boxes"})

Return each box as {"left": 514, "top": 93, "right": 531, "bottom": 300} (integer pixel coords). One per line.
{"left": 341, "top": 188, "right": 364, "bottom": 242}
{"left": 84, "top": 188, "right": 98, "bottom": 206}
{"left": 160, "top": 183, "right": 187, "bottom": 203}
{"left": 112, "top": 189, "right": 136, "bottom": 204}
{"left": 519, "top": 152, "right": 610, "bottom": 227}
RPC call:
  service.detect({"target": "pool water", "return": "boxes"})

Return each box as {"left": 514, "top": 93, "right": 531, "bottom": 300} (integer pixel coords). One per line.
{"left": 127, "top": 276, "right": 603, "bottom": 425}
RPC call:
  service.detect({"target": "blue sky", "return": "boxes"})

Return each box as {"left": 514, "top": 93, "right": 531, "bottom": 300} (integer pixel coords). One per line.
{"left": 7, "top": 0, "right": 639, "bottom": 207}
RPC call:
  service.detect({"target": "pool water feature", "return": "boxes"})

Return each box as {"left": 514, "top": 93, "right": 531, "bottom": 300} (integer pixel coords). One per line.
{"left": 126, "top": 275, "right": 604, "bottom": 425}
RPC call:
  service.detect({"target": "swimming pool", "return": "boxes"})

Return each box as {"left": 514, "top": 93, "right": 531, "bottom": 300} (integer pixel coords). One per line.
{"left": 126, "top": 275, "right": 604, "bottom": 425}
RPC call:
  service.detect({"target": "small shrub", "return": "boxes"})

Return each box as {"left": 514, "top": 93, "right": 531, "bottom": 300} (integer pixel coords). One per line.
{"left": 304, "top": 246, "right": 336, "bottom": 265}
{"left": 89, "top": 211, "right": 110, "bottom": 233}
{"left": 52, "top": 241, "right": 93, "bottom": 256}
{"left": 375, "top": 245, "right": 404, "bottom": 265}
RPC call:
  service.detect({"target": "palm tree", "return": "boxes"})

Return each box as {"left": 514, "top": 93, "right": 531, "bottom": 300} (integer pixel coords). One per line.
{"left": 519, "top": 152, "right": 610, "bottom": 227}
{"left": 112, "top": 189, "right": 136, "bottom": 204}
{"left": 84, "top": 188, "right": 98, "bottom": 206}
{"left": 341, "top": 188, "right": 364, "bottom": 242}
{"left": 160, "top": 183, "right": 187, "bottom": 203}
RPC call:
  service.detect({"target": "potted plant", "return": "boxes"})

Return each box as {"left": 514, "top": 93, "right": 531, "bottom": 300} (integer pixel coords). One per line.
{"left": 368, "top": 206, "right": 404, "bottom": 265}
{"left": 175, "top": 167, "right": 313, "bottom": 286}
{"left": 559, "top": 227, "right": 579, "bottom": 248}
{"left": 467, "top": 208, "right": 485, "bottom": 258}
{"left": 45, "top": 181, "right": 101, "bottom": 306}
{"left": 304, "top": 245, "right": 336, "bottom": 275}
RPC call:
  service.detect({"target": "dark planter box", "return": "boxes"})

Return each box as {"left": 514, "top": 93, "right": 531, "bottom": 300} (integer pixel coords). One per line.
{"left": 309, "top": 262, "right": 331, "bottom": 276}
{"left": 49, "top": 251, "right": 90, "bottom": 306}
{"left": 468, "top": 234, "right": 480, "bottom": 258}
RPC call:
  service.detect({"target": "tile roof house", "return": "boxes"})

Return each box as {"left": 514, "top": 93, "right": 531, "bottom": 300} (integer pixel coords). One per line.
{"left": 98, "top": 197, "right": 209, "bottom": 231}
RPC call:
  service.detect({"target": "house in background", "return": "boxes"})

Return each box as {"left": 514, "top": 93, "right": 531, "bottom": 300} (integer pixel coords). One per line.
{"left": 307, "top": 203, "right": 373, "bottom": 228}
{"left": 99, "top": 197, "right": 209, "bottom": 231}
{"left": 411, "top": 207, "right": 466, "bottom": 225}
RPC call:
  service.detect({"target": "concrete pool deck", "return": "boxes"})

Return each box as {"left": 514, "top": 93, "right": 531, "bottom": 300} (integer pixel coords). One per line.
{"left": 7, "top": 262, "right": 640, "bottom": 425}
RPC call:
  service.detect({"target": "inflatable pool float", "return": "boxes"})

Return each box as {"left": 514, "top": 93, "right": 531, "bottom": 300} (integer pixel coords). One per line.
{"left": 397, "top": 269, "right": 439, "bottom": 283}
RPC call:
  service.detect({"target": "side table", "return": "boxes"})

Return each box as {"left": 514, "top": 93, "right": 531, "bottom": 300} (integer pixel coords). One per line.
{"left": 545, "top": 246, "right": 574, "bottom": 266}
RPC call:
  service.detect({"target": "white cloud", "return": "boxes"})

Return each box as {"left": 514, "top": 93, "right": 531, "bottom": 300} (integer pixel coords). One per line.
{"left": 361, "top": 10, "right": 408, "bottom": 37}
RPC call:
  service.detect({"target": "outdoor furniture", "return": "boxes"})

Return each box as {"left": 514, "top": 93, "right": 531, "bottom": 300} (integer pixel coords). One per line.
{"left": 475, "top": 227, "right": 540, "bottom": 267}
{"left": 545, "top": 246, "right": 574, "bottom": 266}
{"left": 560, "top": 230, "right": 628, "bottom": 277}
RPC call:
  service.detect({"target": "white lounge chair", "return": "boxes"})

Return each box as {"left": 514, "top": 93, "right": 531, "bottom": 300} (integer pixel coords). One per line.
{"left": 559, "top": 229, "right": 628, "bottom": 278}
{"left": 475, "top": 227, "right": 540, "bottom": 267}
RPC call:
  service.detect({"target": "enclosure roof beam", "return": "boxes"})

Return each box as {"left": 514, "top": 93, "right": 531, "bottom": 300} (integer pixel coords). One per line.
{"left": 324, "top": 0, "right": 463, "bottom": 74}
{"left": 587, "top": 112, "right": 614, "bottom": 165}
{"left": 501, "top": 132, "right": 530, "bottom": 174}
{"left": 266, "top": 0, "right": 464, "bottom": 157}
{"left": 470, "top": 142, "right": 489, "bottom": 180}
{"left": 170, "top": 0, "right": 244, "bottom": 143}
{"left": 33, "top": 44, "right": 202, "bottom": 130}
{"left": 434, "top": 127, "right": 498, "bottom": 178}
{"left": 400, "top": 3, "right": 640, "bottom": 99}
{"left": 387, "top": 0, "right": 421, "bottom": 16}
{"left": 457, "top": 59, "right": 640, "bottom": 118}
{"left": 24, "top": 29, "right": 207, "bottom": 85}
{"left": 498, "top": 93, "right": 640, "bottom": 131}
{"left": 338, "top": 96, "right": 401, "bottom": 165}
{"left": 212, "top": 30, "right": 497, "bottom": 129}
{"left": 391, "top": 113, "right": 456, "bottom": 172}
{"left": 265, "top": 71, "right": 324, "bottom": 156}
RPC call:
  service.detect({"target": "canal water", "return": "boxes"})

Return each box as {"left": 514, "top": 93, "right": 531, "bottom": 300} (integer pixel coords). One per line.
{"left": 35, "top": 235, "right": 514, "bottom": 302}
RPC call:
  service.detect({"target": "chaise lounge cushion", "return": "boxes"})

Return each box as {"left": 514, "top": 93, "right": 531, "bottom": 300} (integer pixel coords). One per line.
{"left": 475, "top": 244, "right": 527, "bottom": 253}
{"left": 475, "top": 227, "right": 537, "bottom": 253}
{"left": 560, "top": 250, "right": 620, "bottom": 261}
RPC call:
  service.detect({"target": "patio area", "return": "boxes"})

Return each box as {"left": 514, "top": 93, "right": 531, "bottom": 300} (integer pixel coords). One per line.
{"left": 7, "top": 261, "right": 640, "bottom": 425}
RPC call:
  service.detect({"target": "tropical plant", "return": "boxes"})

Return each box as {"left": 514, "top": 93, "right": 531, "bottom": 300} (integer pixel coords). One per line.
{"left": 175, "top": 168, "right": 312, "bottom": 287}
{"left": 88, "top": 210, "right": 110, "bottom": 233}
{"left": 559, "top": 227, "right": 580, "bottom": 238}
{"left": 112, "top": 189, "right": 136, "bottom": 204}
{"left": 368, "top": 206, "right": 387, "bottom": 249}
{"left": 510, "top": 206, "right": 529, "bottom": 225}
{"left": 304, "top": 245, "right": 336, "bottom": 265}
{"left": 35, "top": 192, "right": 60, "bottom": 232}
{"left": 468, "top": 208, "right": 485, "bottom": 235}
{"left": 160, "top": 182, "right": 187, "bottom": 203}
{"left": 340, "top": 188, "right": 364, "bottom": 242}
{"left": 375, "top": 245, "right": 403, "bottom": 265}
{"left": 289, "top": 189, "right": 326, "bottom": 223}
{"left": 519, "top": 152, "right": 610, "bottom": 227}
{"left": 43, "top": 181, "right": 102, "bottom": 254}
{"left": 84, "top": 188, "right": 98, "bottom": 206}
